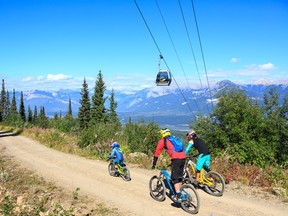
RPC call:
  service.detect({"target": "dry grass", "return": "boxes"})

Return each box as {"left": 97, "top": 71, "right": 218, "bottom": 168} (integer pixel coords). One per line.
{"left": 0, "top": 148, "right": 123, "bottom": 216}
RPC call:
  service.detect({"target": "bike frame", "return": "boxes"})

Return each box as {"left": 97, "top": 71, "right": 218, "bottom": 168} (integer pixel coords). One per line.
{"left": 187, "top": 159, "right": 213, "bottom": 186}
{"left": 160, "top": 169, "right": 176, "bottom": 196}
{"left": 115, "top": 163, "right": 125, "bottom": 175}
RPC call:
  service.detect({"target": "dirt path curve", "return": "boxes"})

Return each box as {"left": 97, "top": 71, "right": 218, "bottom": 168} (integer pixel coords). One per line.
{"left": 1, "top": 133, "right": 287, "bottom": 216}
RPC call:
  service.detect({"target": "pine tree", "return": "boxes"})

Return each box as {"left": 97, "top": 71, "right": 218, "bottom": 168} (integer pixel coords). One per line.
{"left": 38, "top": 106, "right": 48, "bottom": 128}
{"left": 33, "top": 105, "right": 37, "bottom": 124}
{"left": 78, "top": 78, "right": 91, "bottom": 129}
{"left": 4, "top": 88, "right": 19, "bottom": 125}
{"left": 6, "top": 90, "right": 10, "bottom": 115}
{"left": 107, "top": 88, "right": 121, "bottom": 128}
{"left": 67, "top": 98, "right": 72, "bottom": 116}
{"left": 11, "top": 89, "right": 17, "bottom": 114}
{"left": 27, "top": 105, "right": 33, "bottom": 123}
{"left": 19, "top": 91, "right": 26, "bottom": 122}
{"left": 0, "top": 79, "right": 8, "bottom": 121}
{"left": 90, "top": 71, "right": 107, "bottom": 125}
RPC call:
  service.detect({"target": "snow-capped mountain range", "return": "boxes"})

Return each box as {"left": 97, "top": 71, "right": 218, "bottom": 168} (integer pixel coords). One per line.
{"left": 12, "top": 80, "right": 288, "bottom": 131}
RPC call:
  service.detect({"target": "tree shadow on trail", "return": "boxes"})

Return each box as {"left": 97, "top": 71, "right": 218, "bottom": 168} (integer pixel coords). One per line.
{"left": 0, "top": 130, "right": 22, "bottom": 138}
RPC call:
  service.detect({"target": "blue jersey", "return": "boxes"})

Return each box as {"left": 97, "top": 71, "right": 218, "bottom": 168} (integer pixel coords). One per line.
{"left": 109, "top": 147, "right": 124, "bottom": 164}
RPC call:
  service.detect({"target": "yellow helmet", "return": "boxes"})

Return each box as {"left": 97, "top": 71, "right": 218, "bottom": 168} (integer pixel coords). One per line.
{"left": 160, "top": 128, "right": 171, "bottom": 139}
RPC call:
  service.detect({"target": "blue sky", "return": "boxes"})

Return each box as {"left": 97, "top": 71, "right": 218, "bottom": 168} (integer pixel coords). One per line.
{"left": 1, "top": 0, "right": 287, "bottom": 92}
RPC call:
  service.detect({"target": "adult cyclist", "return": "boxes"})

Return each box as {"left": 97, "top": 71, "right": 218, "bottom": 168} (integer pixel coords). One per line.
{"left": 151, "top": 128, "right": 186, "bottom": 202}
{"left": 185, "top": 130, "right": 211, "bottom": 185}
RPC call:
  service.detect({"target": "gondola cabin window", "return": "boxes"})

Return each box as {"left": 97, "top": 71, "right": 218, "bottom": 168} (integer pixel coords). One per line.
{"left": 156, "top": 70, "right": 172, "bottom": 86}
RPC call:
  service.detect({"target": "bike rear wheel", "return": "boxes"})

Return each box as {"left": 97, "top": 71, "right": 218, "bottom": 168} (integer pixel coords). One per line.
{"left": 204, "top": 171, "right": 225, "bottom": 197}
{"left": 121, "top": 167, "right": 131, "bottom": 181}
{"left": 180, "top": 184, "right": 200, "bottom": 214}
{"left": 149, "top": 175, "right": 166, "bottom": 202}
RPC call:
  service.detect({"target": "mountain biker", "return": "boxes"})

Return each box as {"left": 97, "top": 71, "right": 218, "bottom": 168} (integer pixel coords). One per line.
{"left": 108, "top": 142, "right": 125, "bottom": 176}
{"left": 185, "top": 130, "right": 211, "bottom": 185}
{"left": 151, "top": 128, "right": 186, "bottom": 202}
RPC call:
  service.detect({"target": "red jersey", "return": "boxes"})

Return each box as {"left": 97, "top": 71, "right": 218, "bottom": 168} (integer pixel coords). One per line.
{"left": 154, "top": 138, "right": 186, "bottom": 159}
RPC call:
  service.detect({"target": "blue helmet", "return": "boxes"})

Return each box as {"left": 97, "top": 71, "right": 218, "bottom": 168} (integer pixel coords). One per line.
{"left": 111, "top": 142, "right": 120, "bottom": 149}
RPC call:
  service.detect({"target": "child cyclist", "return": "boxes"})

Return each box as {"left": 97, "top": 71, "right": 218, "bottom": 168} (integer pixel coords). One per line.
{"left": 108, "top": 142, "right": 125, "bottom": 176}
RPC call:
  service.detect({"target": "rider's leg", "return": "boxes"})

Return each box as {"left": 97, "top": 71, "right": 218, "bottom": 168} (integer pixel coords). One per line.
{"left": 171, "top": 159, "right": 186, "bottom": 201}
{"left": 196, "top": 170, "right": 201, "bottom": 182}
{"left": 113, "top": 159, "right": 120, "bottom": 176}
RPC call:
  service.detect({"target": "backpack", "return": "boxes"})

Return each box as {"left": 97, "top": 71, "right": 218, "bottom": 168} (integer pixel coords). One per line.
{"left": 164, "top": 136, "right": 184, "bottom": 152}
{"left": 114, "top": 148, "right": 124, "bottom": 161}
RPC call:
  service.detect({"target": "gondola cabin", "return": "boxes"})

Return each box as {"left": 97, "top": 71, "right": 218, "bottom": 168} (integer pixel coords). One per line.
{"left": 156, "top": 70, "right": 172, "bottom": 86}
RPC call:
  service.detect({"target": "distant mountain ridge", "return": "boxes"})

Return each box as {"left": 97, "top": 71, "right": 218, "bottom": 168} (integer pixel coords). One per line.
{"left": 12, "top": 80, "right": 288, "bottom": 131}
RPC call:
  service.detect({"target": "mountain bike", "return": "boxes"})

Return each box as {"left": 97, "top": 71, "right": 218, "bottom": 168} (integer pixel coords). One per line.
{"left": 184, "top": 155, "right": 225, "bottom": 197}
{"left": 149, "top": 165, "right": 200, "bottom": 214}
{"left": 107, "top": 158, "right": 131, "bottom": 181}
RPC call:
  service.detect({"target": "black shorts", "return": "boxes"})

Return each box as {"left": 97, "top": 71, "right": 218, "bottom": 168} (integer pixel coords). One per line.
{"left": 171, "top": 159, "right": 186, "bottom": 183}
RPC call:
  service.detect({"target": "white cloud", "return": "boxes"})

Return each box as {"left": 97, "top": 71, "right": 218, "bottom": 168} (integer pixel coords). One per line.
{"left": 47, "top": 74, "right": 71, "bottom": 81}
{"left": 257, "top": 63, "right": 276, "bottom": 70}
{"left": 22, "top": 77, "right": 32, "bottom": 82}
{"left": 230, "top": 57, "right": 240, "bottom": 63}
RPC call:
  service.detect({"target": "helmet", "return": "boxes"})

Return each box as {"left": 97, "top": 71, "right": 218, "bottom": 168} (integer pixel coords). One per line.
{"left": 111, "top": 142, "right": 120, "bottom": 149}
{"left": 187, "top": 130, "right": 196, "bottom": 141}
{"left": 160, "top": 128, "right": 171, "bottom": 139}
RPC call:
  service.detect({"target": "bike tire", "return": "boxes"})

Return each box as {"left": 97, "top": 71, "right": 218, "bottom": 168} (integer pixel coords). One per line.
{"left": 108, "top": 161, "right": 115, "bottom": 176}
{"left": 180, "top": 184, "right": 200, "bottom": 214}
{"left": 149, "top": 175, "right": 166, "bottom": 202}
{"left": 204, "top": 171, "right": 225, "bottom": 197}
{"left": 121, "top": 167, "right": 131, "bottom": 181}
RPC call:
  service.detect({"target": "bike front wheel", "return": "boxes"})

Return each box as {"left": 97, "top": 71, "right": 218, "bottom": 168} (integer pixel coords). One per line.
{"left": 180, "top": 184, "right": 200, "bottom": 214}
{"left": 149, "top": 175, "right": 166, "bottom": 202}
{"left": 204, "top": 171, "right": 225, "bottom": 197}
{"left": 108, "top": 162, "right": 115, "bottom": 176}
{"left": 121, "top": 167, "right": 131, "bottom": 181}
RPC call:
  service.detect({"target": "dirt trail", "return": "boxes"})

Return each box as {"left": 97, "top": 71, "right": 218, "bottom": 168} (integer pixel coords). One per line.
{"left": 0, "top": 133, "right": 287, "bottom": 216}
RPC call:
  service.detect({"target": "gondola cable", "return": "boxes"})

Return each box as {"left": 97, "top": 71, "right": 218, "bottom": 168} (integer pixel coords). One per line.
{"left": 190, "top": 0, "right": 214, "bottom": 110}
{"left": 155, "top": 0, "right": 202, "bottom": 114}
{"left": 133, "top": 0, "right": 197, "bottom": 121}
{"left": 177, "top": 0, "right": 204, "bottom": 89}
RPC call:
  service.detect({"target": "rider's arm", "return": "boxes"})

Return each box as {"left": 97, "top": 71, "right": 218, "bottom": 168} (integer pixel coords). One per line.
{"left": 184, "top": 140, "right": 194, "bottom": 155}
{"left": 108, "top": 149, "right": 116, "bottom": 159}
{"left": 152, "top": 140, "right": 164, "bottom": 168}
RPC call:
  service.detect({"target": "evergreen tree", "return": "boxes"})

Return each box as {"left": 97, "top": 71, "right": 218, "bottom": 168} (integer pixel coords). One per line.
{"left": 38, "top": 106, "right": 48, "bottom": 128}
{"left": 78, "top": 78, "right": 91, "bottom": 129}
{"left": 6, "top": 90, "right": 10, "bottom": 115}
{"left": 107, "top": 88, "right": 121, "bottom": 129}
{"left": 54, "top": 112, "right": 59, "bottom": 120}
{"left": 5, "top": 88, "right": 19, "bottom": 125}
{"left": 0, "top": 79, "right": 8, "bottom": 121}
{"left": 27, "top": 105, "right": 33, "bottom": 123}
{"left": 90, "top": 71, "right": 107, "bottom": 125}
{"left": 67, "top": 98, "right": 72, "bottom": 116}
{"left": 19, "top": 91, "right": 26, "bottom": 122}
{"left": 33, "top": 105, "right": 38, "bottom": 124}
{"left": 11, "top": 89, "right": 17, "bottom": 114}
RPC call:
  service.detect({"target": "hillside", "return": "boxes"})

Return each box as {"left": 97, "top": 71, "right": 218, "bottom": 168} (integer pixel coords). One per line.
{"left": 12, "top": 80, "right": 288, "bottom": 130}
